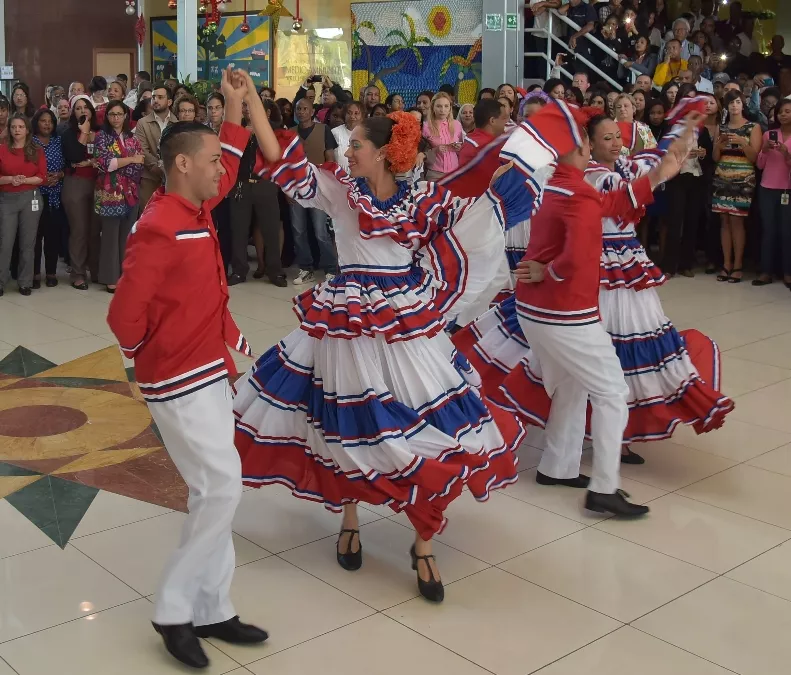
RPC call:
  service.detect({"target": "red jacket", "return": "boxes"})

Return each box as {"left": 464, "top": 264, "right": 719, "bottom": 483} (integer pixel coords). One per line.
{"left": 107, "top": 122, "right": 252, "bottom": 403}
{"left": 458, "top": 128, "right": 495, "bottom": 167}
{"left": 516, "top": 163, "right": 653, "bottom": 327}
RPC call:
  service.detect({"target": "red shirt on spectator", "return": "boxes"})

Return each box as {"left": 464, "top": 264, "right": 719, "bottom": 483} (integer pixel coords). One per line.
{"left": 459, "top": 128, "right": 496, "bottom": 167}
{"left": 0, "top": 144, "right": 47, "bottom": 193}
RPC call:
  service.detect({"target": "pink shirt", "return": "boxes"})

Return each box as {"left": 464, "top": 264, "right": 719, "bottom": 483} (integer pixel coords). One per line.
{"left": 757, "top": 130, "right": 791, "bottom": 190}
{"left": 422, "top": 119, "right": 463, "bottom": 174}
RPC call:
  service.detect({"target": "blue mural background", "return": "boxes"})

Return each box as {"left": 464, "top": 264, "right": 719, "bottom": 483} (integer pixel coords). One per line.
{"left": 351, "top": 1, "right": 483, "bottom": 106}
{"left": 151, "top": 12, "right": 271, "bottom": 87}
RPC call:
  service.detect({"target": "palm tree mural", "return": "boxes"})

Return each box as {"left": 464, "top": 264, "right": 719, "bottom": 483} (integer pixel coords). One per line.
{"left": 439, "top": 38, "right": 482, "bottom": 104}
{"left": 197, "top": 22, "right": 227, "bottom": 81}
{"left": 368, "top": 13, "right": 433, "bottom": 86}
{"left": 351, "top": 11, "right": 376, "bottom": 80}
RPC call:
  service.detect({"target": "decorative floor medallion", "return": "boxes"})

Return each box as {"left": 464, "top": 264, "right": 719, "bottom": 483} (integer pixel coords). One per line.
{"left": 0, "top": 346, "right": 188, "bottom": 547}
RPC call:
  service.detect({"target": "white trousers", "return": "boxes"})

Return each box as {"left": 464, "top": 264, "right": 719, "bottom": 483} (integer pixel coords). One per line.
{"left": 148, "top": 379, "right": 242, "bottom": 626}
{"left": 519, "top": 318, "right": 628, "bottom": 494}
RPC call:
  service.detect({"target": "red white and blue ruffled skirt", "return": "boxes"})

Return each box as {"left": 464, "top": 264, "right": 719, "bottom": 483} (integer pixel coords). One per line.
{"left": 232, "top": 267, "right": 518, "bottom": 540}
{"left": 453, "top": 240, "right": 735, "bottom": 447}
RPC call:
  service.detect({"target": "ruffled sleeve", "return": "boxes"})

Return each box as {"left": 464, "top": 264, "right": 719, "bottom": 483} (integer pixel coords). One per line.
{"left": 254, "top": 128, "right": 349, "bottom": 218}
{"left": 416, "top": 165, "right": 541, "bottom": 323}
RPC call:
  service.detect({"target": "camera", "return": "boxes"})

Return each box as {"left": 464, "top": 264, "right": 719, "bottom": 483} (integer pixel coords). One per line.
{"left": 309, "top": 75, "right": 323, "bottom": 83}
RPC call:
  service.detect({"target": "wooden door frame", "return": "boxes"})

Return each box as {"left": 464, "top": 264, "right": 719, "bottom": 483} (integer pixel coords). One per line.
{"left": 92, "top": 47, "right": 137, "bottom": 78}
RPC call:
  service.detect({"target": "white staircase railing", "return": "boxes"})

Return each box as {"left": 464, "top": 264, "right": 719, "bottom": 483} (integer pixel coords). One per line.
{"left": 525, "top": 9, "right": 653, "bottom": 92}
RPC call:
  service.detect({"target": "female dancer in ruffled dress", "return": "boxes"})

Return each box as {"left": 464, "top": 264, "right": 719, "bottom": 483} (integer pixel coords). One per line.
{"left": 231, "top": 72, "right": 558, "bottom": 601}
{"left": 499, "top": 103, "right": 734, "bottom": 461}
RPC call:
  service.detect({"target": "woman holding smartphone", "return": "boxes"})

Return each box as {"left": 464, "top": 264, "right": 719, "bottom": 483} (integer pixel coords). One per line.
{"left": 61, "top": 95, "right": 100, "bottom": 290}
{"left": 753, "top": 99, "right": 791, "bottom": 288}
{"left": 421, "top": 91, "right": 462, "bottom": 180}
{"left": 712, "top": 90, "right": 761, "bottom": 283}
{"left": 93, "top": 100, "right": 144, "bottom": 293}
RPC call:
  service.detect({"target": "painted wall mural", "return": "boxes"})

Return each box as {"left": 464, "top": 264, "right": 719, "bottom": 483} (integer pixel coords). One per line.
{"left": 151, "top": 12, "right": 272, "bottom": 87}
{"left": 351, "top": 0, "right": 483, "bottom": 106}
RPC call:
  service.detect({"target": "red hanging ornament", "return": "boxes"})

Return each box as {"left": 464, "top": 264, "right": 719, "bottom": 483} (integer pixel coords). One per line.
{"left": 135, "top": 14, "right": 146, "bottom": 46}
{"left": 240, "top": 0, "right": 250, "bottom": 32}
{"left": 168, "top": 0, "right": 177, "bottom": 9}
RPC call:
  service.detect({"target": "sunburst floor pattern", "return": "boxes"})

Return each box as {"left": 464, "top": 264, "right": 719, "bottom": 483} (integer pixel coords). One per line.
{"left": 0, "top": 346, "right": 187, "bottom": 547}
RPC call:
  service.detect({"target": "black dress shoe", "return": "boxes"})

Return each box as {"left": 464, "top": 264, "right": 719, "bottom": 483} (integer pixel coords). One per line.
{"left": 152, "top": 622, "right": 209, "bottom": 669}
{"left": 227, "top": 273, "right": 245, "bottom": 286}
{"left": 336, "top": 528, "right": 362, "bottom": 571}
{"left": 18, "top": 287, "right": 32, "bottom": 296}
{"left": 269, "top": 273, "right": 288, "bottom": 288}
{"left": 585, "top": 490, "right": 650, "bottom": 517}
{"left": 536, "top": 471, "right": 590, "bottom": 488}
{"left": 32, "top": 279, "right": 41, "bottom": 290}
{"left": 194, "top": 616, "right": 268, "bottom": 644}
{"left": 410, "top": 545, "right": 444, "bottom": 602}
{"left": 621, "top": 448, "right": 645, "bottom": 464}
{"left": 45, "top": 276, "right": 58, "bottom": 287}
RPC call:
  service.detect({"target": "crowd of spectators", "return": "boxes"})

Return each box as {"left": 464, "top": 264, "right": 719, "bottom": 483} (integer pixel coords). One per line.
{"left": 524, "top": 0, "right": 791, "bottom": 285}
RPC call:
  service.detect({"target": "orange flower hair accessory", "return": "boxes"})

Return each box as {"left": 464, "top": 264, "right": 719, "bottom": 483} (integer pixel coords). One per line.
{"left": 385, "top": 110, "right": 421, "bottom": 173}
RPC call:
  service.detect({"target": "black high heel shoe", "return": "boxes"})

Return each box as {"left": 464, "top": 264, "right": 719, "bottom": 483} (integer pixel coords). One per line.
{"left": 336, "top": 528, "right": 362, "bottom": 571}
{"left": 410, "top": 544, "right": 444, "bottom": 603}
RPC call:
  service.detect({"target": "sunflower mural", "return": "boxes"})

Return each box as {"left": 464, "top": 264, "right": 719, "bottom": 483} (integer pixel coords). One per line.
{"left": 350, "top": 0, "right": 483, "bottom": 106}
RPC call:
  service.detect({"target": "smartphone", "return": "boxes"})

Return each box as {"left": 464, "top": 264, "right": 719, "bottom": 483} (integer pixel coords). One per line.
{"left": 78, "top": 114, "right": 87, "bottom": 125}
{"left": 769, "top": 130, "right": 779, "bottom": 143}
{"left": 309, "top": 75, "right": 323, "bottom": 83}
{"left": 764, "top": 77, "right": 775, "bottom": 86}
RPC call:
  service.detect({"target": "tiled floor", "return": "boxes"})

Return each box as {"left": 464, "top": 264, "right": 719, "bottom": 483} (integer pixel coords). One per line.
{"left": 1, "top": 272, "right": 791, "bottom": 674}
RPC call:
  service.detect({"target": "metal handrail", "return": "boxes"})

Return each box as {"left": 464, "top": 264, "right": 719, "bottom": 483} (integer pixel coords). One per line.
{"left": 550, "top": 10, "right": 647, "bottom": 84}
{"left": 526, "top": 9, "right": 654, "bottom": 90}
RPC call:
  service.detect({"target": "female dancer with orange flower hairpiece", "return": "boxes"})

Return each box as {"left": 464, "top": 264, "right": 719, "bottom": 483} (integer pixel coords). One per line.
{"left": 229, "top": 71, "right": 567, "bottom": 602}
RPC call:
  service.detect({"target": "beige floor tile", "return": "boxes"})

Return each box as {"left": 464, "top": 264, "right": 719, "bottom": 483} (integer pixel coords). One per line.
{"left": 727, "top": 332, "right": 791, "bottom": 369}
{"left": 72, "top": 512, "right": 268, "bottom": 595}
{"left": 0, "top": 599, "right": 240, "bottom": 675}
{"left": 594, "top": 493, "right": 791, "bottom": 573}
{"left": 26, "top": 335, "right": 116, "bottom": 365}
{"left": 503, "top": 468, "right": 666, "bottom": 524}
{"left": 592, "top": 440, "right": 736, "bottom": 492}
{"left": 227, "top": 292, "right": 299, "bottom": 328}
{"left": 634, "top": 577, "right": 791, "bottom": 675}
{"left": 515, "top": 442, "right": 543, "bottom": 470}
{"left": 731, "top": 379, "right": 791, "bottom": 433}
{"left": 0, "top": 500, "right": 55, "bottom": 559}
{"left": 0, "top": 659, "right": 15, "bottom": 675}
{"left": 726, "top": 540, "right": 791, "bottom": 602}
{"left": 537, "top": 626, "right": 733, "bottom": 675}
{"left": 204, "top": 557, "right": 375, "bottom": 664}
{"left": 385, "top": 567, "right": 620, "bottom": 675}
{"left": 719, "top": 355, "right": 791, "bottom": 397}
{"left": 500, "top": 528, "right": 714, "bottom": 622}
{"left": 232, "top": 485, "right": 381, "bottom": 554}
{"left": 280, "top": 518, "right": 489, "bottom": 610}
{"left": 246, "top": 614, "right": 490, "bottom": 675}
{"left": 691, "top": 310, "right": 791, "bottom": 351}
{"left": 0, "top": 304, "right": 90, "bottom": 345}
{"left": 244, "top": 326, "right": 297, "bottom": 355}
{"left": 6, "top": 293, "right": 114, "bottom": 336}
{"left": 679, "top": 464, "right": 791, "bottom": 529}
{"left": 392, "top": 490, "right": 584, "bottom": 564}
{"left": 228, "top": 313, "right": 277, "bottom": 339}
{"left": 670, "top": 418, "right": 791, "bottom": 462}
{"left": 0, "top": 545, "right": 139, "bottom": 642}
{"left": 70, "top": 490, "right": 172, "bottom": 539}
{"left": 748, "top": 443, "right": 791, "bottom": 477}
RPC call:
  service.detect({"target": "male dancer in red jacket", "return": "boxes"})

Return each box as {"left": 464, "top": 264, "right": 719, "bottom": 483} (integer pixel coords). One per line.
{"left": 107, "top": 68, "right": 267, "bottom": 669}
{"left": 514, "top": 115, "right": 694, "bottom": 516}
